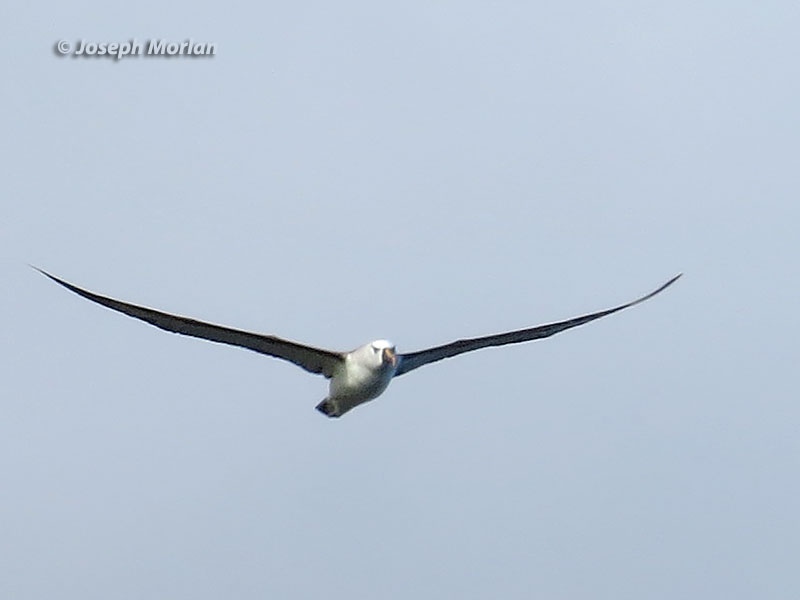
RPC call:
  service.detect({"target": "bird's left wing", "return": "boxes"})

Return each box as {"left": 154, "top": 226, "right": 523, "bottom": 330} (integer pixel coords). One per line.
{"left": 36, "top": 268, "right": 345, "bottom": 378}
{"left": 394, "top": 274, "right": 681, "bottom": 377}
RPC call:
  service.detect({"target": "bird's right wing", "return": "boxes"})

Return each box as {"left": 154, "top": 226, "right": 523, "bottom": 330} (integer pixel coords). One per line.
{"left": 36, "top": 268, "right": 346, "bottom": 378}
{"left": 394, "top": 274, "right": 681, "bottom": 377}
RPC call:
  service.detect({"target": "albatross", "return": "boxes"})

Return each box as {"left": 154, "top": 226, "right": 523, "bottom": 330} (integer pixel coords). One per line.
{"left": 36, "top": 268, "right": 681, "bottom": 418}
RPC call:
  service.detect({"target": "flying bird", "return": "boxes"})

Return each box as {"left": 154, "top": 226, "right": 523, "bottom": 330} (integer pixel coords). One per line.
{"left": 35, "top": 268, "right": 681, "bottom": 417}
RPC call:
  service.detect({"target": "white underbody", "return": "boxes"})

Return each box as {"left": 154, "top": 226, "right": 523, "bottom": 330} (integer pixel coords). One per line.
{"left": 324, "top": 341, "right": 397, "bottom": 416}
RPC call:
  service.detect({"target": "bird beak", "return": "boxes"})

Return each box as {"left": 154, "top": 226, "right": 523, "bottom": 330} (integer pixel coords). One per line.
{"left": 383, "top": 347, "right": 397, "bottom": 367}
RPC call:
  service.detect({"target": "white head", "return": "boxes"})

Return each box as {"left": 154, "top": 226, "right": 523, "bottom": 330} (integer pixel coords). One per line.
{"left": 367, "top": 339, "right": 397, "bottom": 369}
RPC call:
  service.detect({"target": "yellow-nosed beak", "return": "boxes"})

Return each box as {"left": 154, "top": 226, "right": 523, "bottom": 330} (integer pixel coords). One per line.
{"left": 383, "top": 347, "right": 397, "bottom": 367}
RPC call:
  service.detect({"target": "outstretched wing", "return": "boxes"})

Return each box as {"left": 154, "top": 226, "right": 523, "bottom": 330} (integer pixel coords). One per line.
{"left": 36, "top": 268, "right": 345, "bottom": 378}
{"left": 394, "top": 274, "right": 681, "bottom": 377}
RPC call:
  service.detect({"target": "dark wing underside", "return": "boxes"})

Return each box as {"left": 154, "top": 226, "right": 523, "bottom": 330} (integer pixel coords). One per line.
{"left": 394, "top": 274, "right": 681, "bottom": 377}
{"left": 36, "top": 268, "right": 345, "bottom": 378}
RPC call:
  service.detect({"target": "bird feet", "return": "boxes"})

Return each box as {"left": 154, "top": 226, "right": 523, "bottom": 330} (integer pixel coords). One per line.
{"left": 315, "top": 399, "right": 340, "bottom": 418}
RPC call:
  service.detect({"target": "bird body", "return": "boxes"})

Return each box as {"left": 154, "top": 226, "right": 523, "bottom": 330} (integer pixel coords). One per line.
{"left": 319, "top": 340, "right": 398, "bottom": 417}
{"left": 35, "top": 268, "right": 681, "bottom": 418}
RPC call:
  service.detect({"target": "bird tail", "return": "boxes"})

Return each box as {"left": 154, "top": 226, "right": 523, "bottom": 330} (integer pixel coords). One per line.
{"left": 315, "top": 398, "right": 340, "bottom": 418}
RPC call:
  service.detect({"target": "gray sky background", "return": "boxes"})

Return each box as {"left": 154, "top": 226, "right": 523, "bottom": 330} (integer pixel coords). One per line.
{"left": 2, "top": 1, "right": 798, "bottom": 598}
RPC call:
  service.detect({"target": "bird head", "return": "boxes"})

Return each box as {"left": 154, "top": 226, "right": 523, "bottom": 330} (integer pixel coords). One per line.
{"left": 370, "top": 339, "right": 397, "bottom": 368}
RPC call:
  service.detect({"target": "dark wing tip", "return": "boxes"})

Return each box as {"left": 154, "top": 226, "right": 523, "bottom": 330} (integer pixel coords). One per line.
{"left": 631, "top": 272, "right": 682, "bottom": 305}
{"left": 31, "top": 265, "right": 60, "bottom": 283}
{"left": 32, "top": 266, "right": 85, "bottom": 295}
{"left": 31, "top": 265, "right": 56, "bottom": 278}
{"left": 653, "top": 272, "right": 683, "bottom": 296}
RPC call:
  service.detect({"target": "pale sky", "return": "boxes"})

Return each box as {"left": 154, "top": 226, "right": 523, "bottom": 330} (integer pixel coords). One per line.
{"left": 2, "top": 1, "right": 799, "bottom": 598}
